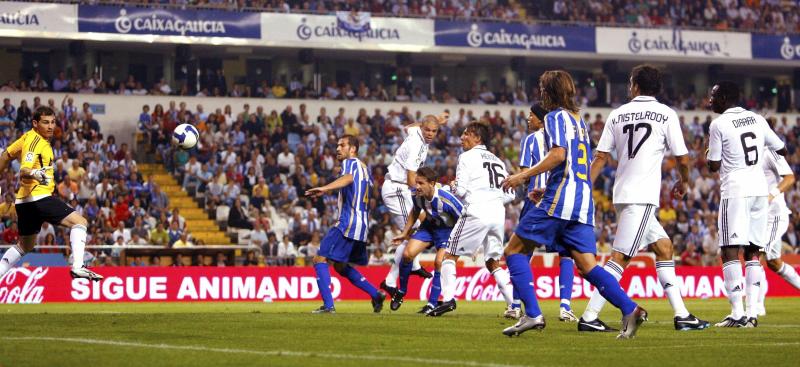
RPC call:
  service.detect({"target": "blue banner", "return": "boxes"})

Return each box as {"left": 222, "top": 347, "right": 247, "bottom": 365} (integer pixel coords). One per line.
{"left": 752, "top": 34, "right": 800, "bottom": 61}
{"left": 78, "top": 5, "right": 260, "bottom": 38}
{"left": 435, "top": 21, "right": 595, "bottom": 52}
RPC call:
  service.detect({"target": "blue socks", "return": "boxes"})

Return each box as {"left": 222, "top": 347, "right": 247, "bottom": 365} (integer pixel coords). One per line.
{"left": 559, "top": 257, "right": 575, "bottom": 311}
{"left": 314, "top": 263, "right": 335, "bottom": 309}
{"left": 585, "top": 265, "right": 637, "bottom": 316}
{"left": 398, "top": 260, "right": 413, "bottom": 294}
{"left": 341, "top": 265, "right": 379, "bottom": 299}
{"left": 506, "top": 253, "right": 542, "bottom": 318}
{"left": 511, "top": 253, "right": 532, "bottom": 310}
{"left": 428, "top": 271, "right": 441, "bottom": 306}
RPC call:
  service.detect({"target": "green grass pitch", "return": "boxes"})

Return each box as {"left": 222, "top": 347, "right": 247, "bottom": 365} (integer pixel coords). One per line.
{"left": 1, "top": 298, "right": 799, "bottom": 367}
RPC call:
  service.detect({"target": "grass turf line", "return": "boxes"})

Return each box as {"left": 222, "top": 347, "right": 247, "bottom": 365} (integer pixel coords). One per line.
{"left": 1, "top": 298, "right": 799, "bottom": 367}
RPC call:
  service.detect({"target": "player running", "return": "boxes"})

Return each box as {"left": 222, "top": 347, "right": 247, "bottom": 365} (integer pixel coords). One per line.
{"left": 706, "top": 81, "right": 787, "bottom": 327}
{"left": 380, "top": 114, "right": 448, "bottom": 296}
{"left": 389, "top": 166, "right": 463, "bottom": 313}
{"left": 578, "top": 65, "right": 709, "bottom": 332}
{"left": 756, "top": 150, "right": 799, "bottom": 315}
{"left": 506, "top": 104, "right": 577, "bottom": 322}
{"left": 0, "top": 106, "right": 102, "bottom": 281}
{"left": 501, "top": 70, "right": 647, "bottom": 339}
{"left": 427, "top": 122, "right": 517, "bottom": 317}
{"left": 306, "top": 135, "right": 385, "bottom": 314}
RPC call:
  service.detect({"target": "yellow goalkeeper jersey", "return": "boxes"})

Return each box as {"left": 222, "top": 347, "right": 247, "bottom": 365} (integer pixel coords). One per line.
{"left": 15, "top": 130, "right": 55, "bottom": 201}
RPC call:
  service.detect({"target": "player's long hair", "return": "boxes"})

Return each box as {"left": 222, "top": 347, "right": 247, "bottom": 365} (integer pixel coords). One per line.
{"left": 539, "top": 70, "right": 579, "bottom": 113}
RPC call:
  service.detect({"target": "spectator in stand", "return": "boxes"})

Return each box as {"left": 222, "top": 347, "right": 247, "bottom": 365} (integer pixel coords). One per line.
{"left": 2, "top": 222, "right": 18, "bottom": 244}
{"left": 680, "top": 243, "right": 702, "bottom": 266}
{"left": 228, "top": 198, "right": 253, "bottom": 230}
{"left": 172, "top": 232, "right": 194, "bottom": 248}
{"left": 150, "top": 222, "right": 169, "bottom": 247}
{"left": 167, "top": 221, "right": 182, "bottom": 246}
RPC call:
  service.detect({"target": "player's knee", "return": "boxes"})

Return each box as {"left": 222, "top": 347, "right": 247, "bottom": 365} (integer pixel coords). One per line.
{"left": 484, "top": 258, "right": 498, "bottom": 271}
{"left": 332, "top": 262, "right": 348, "bottom": 275}
{"left": 312, "top": 255, "right": 327, "bottom": 264}
{"left": 652, "top": 239, "right": 673, "bottom": 258}
{"left": 401, "top": 249, "right": 414, "bottom": 263}
{"left": 434, "top": 258, "right": 443, "bottom": 271}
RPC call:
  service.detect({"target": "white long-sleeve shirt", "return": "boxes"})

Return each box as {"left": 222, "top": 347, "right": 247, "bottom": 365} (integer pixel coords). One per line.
{"left": 453, "top": 145, "right": 514, "bottom": 214}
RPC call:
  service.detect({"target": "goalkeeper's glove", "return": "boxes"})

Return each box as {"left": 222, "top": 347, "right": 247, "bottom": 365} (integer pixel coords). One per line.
{"left": 30, "top": 166, "right": 51, "bottom": 185}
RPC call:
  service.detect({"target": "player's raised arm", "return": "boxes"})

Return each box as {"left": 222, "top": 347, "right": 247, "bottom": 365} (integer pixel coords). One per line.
{"left": 305, "top": 172, "right": 353, "bottom": 197}
{"left": 392, "top": 206, "right": 421, "bottom": 245}
{"left": 502, "top": 147, "right": 565, "bottom": 190}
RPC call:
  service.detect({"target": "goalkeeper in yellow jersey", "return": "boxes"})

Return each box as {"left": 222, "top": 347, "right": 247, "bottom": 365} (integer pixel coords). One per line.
{"left": 0, "top": 106, "right": 103, "bottom": 281}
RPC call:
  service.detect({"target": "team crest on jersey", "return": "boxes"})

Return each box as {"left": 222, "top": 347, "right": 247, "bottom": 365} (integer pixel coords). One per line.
{"left": 25, "top": 152, "right": 34, "bottom": 162}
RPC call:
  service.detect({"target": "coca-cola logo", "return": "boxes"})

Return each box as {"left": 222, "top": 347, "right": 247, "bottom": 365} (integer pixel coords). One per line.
{"left": 0, "top": 266, "right": 48, "bottom": 303}
{"left": 419, "top": 268, "right": 506, "bottom": 301}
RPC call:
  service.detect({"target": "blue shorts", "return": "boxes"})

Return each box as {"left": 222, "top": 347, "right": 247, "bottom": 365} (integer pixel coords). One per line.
{"left": 515, "top": 206, "right": 596, "bottom": 255}
{"left": 411, "top": 224, "right": 452, "bottom": 250}
{"left": 520, "top": 198, "right": 534, "bottom": 218}
{"left": 319, "top": 227, "right": 369, "bottom": 265}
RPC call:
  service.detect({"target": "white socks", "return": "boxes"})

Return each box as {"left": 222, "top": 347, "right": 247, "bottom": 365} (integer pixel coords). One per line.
{"left": 0, "top": 246, "right": 24, "bottom": 277}
{"left": 440, "top": 259, "right": 457, "bottom": 302}
{"left": 491, "top": 267, "right": 514, "bottom": 306}
{"left": 384, "top": 242, "right": 407, "bottom": 288}
{"left": 777, "top": 263, "right": 800, "bottom": 289}
{"left": 582, "top": 260, "right": 624, "bottom": 322}
{"left": 722, "top": 260, "right": 745, "bottom": 320}
{"left": 744, "top": 260, "right": 763, "bottom": 318}
{"left": 70, "top": 224, "right": 88, "bottom": 270}
{"left": 758, "top": 269, "right": 768, "bottom": 311}
{"left": 656, "top": 260, "right": 690, "bottom": 317}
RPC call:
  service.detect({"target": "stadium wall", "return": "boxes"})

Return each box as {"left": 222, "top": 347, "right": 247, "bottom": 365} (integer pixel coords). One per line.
{"left": 1, "top": 266, "right": 798, "bottom": 303}
{"left": 5, "top": 92, "right": 800, "bottom": 148}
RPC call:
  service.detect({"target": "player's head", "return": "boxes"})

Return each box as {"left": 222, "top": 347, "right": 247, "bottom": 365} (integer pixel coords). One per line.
{"left": 539, "top": 70, "right": 578, "bottom": 113}
{"left": 461, "top": 122, "right": 489, "bottom": 151}
{"left": 629, "top": 64, "right": 662, "bottom": 97}
{"left": 336, "top": 135, "right": 359, "bottom": 160}
{"left": 709, "top": 81, "right": 740, "bottom": 114}
{"left": 414, "top": 166, "right": 439, "bottom": 199}
{"left": 32, "top": 106, "right": 56, "bottom": 138}
{"left": 420, "top": 115, "right": 440, "bottom": 144}
{"left": 527, "top": 104, "right": 548, "bottom": 131}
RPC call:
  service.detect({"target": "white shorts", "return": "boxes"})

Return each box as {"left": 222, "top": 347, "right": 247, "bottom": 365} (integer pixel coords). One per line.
{"left": 764, "top": 214, "right": 789, "bottom": 261}
{"left": 446, "top": 208, "right": 504, "bottom": 261}
{"left": 612, "top": 204, "right": 668, "bottom": 257}
{"left": 718, "top": 197, "right": 768, "bottom": 248}
{"left": 381, "top": 180, "right": 414, "bottom": 229}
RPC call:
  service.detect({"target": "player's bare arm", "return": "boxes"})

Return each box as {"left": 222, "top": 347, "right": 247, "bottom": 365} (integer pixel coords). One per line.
{"left": 305, "top": 174, "right": 354, "bottom": 198}
{"left": 672, "top": 155, "right": 691, "bottom": 199}
{"left": 393, "top": 207, "right": 421, "bottom": 245}
{"left": 502, "top": 146, "right": 566, "bottom": 190}
{"left": 770, "top": 172, "right": 795, "bottom": 202}
{"left": 590, "top": 151, "right": 610, "bottom": 184}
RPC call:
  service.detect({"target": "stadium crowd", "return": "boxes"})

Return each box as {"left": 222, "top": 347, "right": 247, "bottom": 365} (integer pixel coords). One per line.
{"left": 1, "top": 90, "right": 800, "bottom": 266}
{"left": 2, "top": 67, "right": 795, "bottom": 114}
{"left": 48, "top": 0, "right": 800, "bottom": 34}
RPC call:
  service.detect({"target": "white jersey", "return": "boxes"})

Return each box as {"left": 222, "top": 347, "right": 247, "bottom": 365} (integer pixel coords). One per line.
{"left": 452, "top": 144, "right": 514, "bottom": 213}
{"left": 597, "top": 96, "right": 688, "bottom": 206}
{"left": 386, "top": 126, "right": 428, "bottom": 183}
{"left": 707, "top": 107, "right": 785, "bottom": 199}
{"left": 762, "top": 150, "right": 793, "bottom": 216}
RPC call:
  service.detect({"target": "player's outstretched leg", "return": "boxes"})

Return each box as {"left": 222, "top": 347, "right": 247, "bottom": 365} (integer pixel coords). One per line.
{"left": 61, "top": 213, "right": 103, "bottom": 281}
{"left": 486, "top": 258, "right": 515, "bottom": 315}
{"left": 744, "top": 253, "right": 763, "bottom": 327}
{"left": 761, "top": 258, "right": 800, "bottom": 315}
{"left": 579, "top": 259, "right": 623, "bottom": 332}
{"left": 0, "top": 244, "right": 27, "bottom": 278}
{"left": 558, "top": 257, "right": 577, "bottom": 322}
{"left": 335, "top": 263, "right": 385, "bottom": 313}
{"left": 503, "top": 252, "right": 545, "bottom": 336}
{"left": 572, "top": 251, "right": 646, "bottom": 339}
{"left": 507, "top": 253, "right": 531, "bottom": 320}
{"left": 410, "top": 254, "right": 432, "bottom": 278}
{"left": 651, "top": 239, "right": 709, "bottom": 331}
{"left": 420, "top": 248, "right": 446, "bottom": 315}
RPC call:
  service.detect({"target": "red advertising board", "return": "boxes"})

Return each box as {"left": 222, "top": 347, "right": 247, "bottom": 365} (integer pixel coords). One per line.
{"left": 0, "top": 266, "right": 798, "bottom": 303}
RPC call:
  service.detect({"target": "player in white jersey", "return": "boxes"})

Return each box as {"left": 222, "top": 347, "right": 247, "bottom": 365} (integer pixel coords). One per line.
{"left": 757, "top": 150, "right": 799, "bottom": 314}
{"left": 706, "top": 81, "right": 788, "bottom": 328}
{"left": 380, "top": 114, "right": 448, "bottom": 296}
{"left": 427, "top": 122, "right": 517, "bottom": 316}
{"left": 579, "top": 65, "right": 710, "bottom": 332}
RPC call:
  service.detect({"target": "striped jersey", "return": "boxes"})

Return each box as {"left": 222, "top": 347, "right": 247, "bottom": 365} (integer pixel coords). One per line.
{"left": 519, "top": 130, "right": 548, "bottom": 192}
{"left": 413, "top": 184, "right": 464, "bottom": 228}
{"left": 386, "top": 126, "right": 428, "bottom": 183}
{"left": 336, "top": 158, "right": 372, "bottom": 242}
{"left": 538, "top": 109, "right": 594, "bottom": 226}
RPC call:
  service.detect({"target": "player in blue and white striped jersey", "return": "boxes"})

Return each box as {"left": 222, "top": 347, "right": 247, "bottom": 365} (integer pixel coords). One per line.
{"left": 500, "top": 70, "right": 646, "bottom": 339}
{"left": 389, "top": 167, "right": 464, "bottom": 313}
{"left": 506, "top": 104, "right": 577, "bottom": 323}
{"left": 306, "top": 135, "right": 385, "bottom": 314}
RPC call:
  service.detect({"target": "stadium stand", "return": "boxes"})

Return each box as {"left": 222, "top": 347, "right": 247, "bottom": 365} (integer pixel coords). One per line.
{"left": 2, "top": 92, "right": 799, "bottom": 267}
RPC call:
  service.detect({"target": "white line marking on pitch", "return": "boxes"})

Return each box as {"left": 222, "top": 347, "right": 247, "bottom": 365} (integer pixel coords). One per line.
{"left": 1, "top": 337, "right": 530, "bottom": 367}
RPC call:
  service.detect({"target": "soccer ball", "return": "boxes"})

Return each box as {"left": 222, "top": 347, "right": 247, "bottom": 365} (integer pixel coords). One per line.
{"left": 172, "top": 123, "right": 199, "bottom": 150}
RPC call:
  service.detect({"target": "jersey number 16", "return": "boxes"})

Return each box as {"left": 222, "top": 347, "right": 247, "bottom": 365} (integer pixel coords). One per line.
{"left": 483, "top": 162, "right": 505, "bottom": 188}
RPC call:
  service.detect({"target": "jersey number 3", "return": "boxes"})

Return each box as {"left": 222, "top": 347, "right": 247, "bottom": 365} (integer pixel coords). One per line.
{"left": 483, "top": 162, "right": 505, "bottom": 188}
